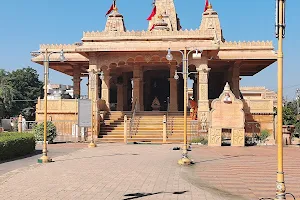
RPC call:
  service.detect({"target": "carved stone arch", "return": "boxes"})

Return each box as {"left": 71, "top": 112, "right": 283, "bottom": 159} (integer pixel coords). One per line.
{"left": 151, "top": 55, "right": 161, "bottom": 62}
{"left": 134, "top": 55, "right": 145, "bottom": 62}
{"left": 117, "top": 61, "right": 126, "bottom": 67}
{"left": 126, "top": 57, "right": 135, "bottom": 65}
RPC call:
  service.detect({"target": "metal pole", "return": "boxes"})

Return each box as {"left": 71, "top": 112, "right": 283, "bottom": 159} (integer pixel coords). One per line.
{"left": 275, "top": 0, "right": 286, "bottom": 199}
{"left": 38, "top": 49, "right": 52, "bottom": 163}
{"left": 178, "top": 48, "right": 192, "bottom": 165}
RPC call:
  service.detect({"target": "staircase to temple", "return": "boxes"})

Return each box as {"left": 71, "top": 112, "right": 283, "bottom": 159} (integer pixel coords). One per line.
{"left": 99, "top": 111, "right": 195, "bottom": 143}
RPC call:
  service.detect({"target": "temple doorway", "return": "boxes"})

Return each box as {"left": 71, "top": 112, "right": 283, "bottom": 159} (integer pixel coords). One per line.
{"left": 144, "top": 70, "right": 170, "bottom": 111}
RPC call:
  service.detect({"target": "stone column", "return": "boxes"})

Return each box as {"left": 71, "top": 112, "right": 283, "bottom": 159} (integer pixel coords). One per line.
{"left": 88, "top": 53, "right": 99, "bottom": 137}
{"left": 169, "top": 65, "right": 178, "bottom": 111}
{"left": 232, "top": 62, "right": 241, "bottom": 98}
{"left": 101, "top": 73, "right": 111, "bottom": 110}
{"left": 197, "top": 57, "right": 211, "bottom": 122}
{"left": 72, "top": 67, "right": 82, "bottom": 99}
{"left": 132, "top": 65, "right": 143, "bottom": 111}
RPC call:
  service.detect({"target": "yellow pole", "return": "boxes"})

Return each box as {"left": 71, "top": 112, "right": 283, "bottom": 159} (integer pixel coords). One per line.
{"left": 38, "top": 49, "right": 51, "bottom": 163}
{"left": 178, "top": 48, "right": 192, "bottom": 165}
{"left": 275, "top": 0, "right": 286, "bottom": 199}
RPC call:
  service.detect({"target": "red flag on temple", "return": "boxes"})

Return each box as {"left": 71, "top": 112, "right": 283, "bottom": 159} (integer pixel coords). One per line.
{"left": 204, "top": 0, "right": 209, "bottom": 12}
{"left": 147, "top": 6, "right": 157, "bottom": 20}
{"left": 105, "top": 0, "right": 116, "bottom": 16}
{"left": 150, "top": 24, "right": 156, "bottom": 31}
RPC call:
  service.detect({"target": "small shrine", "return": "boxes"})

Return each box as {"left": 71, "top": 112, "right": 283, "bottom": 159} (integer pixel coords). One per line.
{"left": 151, "top": 97, "right": 161, "bottom": 111}
{"left": 208, "top": 83, "right": 245, "bottom": 146}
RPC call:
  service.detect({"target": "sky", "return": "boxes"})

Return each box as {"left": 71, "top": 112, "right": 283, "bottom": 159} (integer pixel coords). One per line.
{"left": 0, "top": 0, "right": 299, "bottom": 99}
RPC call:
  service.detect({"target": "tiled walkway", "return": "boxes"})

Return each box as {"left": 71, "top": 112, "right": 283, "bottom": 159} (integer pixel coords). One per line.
{"left": 0, "top": 144, "right": 242, "bottom": 200}
{"left": 190, "top": 145, "right": 300, "bottom": 200}
{"left": 0, "top": 144, "right": 299, "bottom": 200}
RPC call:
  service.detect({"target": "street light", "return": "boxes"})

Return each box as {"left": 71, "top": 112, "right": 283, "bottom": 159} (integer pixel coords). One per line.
{"left": 274, "top": 0, "right": 288, "bottom": 199}
{"left": 83, "top": 69, "right": 105, "bottom": 148}
{"left": 166, "top": 48, "right": 201, "bottom": 166}
{"left": 31, "top": 49, "right": 66, "bottom": 163}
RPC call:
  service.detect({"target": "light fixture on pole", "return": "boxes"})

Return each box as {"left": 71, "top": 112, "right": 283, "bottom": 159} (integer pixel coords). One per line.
{"left": 166, "top": 48, "right": 200, "bottom": 166}
{"left": 31, "top": 49, "right": 66, "bottom": 163}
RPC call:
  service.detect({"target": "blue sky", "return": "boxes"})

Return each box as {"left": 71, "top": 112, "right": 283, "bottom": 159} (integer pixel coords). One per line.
{"left": 0, "top": 0, "right": 299, "bottom": 99}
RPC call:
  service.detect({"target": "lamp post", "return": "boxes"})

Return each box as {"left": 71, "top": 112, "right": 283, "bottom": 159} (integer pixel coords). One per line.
{"left": 31, "top": 49, "right": 66, "bottom": 163}
{"left": 166, "top": 48, "right": 201, "bottom": 166}
{"left": 275, "top": 0, "right": 286, "bottom": 199}
{"left": 85, "top": 69, "right": 104, "bottom": 148}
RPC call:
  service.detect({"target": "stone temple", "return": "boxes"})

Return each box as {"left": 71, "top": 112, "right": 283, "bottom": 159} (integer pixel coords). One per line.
{"left": 31, "top": 1, "right": 277, "bottom": 146}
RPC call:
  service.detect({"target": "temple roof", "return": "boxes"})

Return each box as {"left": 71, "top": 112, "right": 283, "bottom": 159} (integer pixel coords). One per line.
{"left": 31, "top": 2, "right": 277, "bottom": 77}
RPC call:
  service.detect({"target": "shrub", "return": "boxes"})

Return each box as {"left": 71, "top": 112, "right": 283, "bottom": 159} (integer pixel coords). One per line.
{"left": 191, "top": 136, "right": 208, "bottom": 145}
{"left": 257, "top": 130, "right": 270, "bottom": 142}
{"left": 0, "top": 132, "right": 35, "bottom": 161}
{"left": 32, "top": 121, "right": 57, "bottom": 143}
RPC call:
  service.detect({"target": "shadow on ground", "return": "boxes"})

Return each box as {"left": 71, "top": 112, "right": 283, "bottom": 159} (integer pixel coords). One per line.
{"left": 0, "top": 150, "right": 42, "bottom": 164}
{"left": 123, "top": 191, "right": 188, "bottom": 200}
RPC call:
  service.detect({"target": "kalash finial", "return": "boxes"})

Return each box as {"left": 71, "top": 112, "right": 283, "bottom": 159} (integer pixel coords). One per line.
{"left": 113, "top": 0, "right": 118, "bottom": 11}
{"left": 207, "top": 2, "right": 213, "bottom": 9}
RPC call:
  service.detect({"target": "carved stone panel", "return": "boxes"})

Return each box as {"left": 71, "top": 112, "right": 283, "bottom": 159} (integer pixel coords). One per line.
{"left": 231, "top": 129, "right": 245, "bottom": 147}
{"left": 208, "top": 128, "right": 222, "bottom": 146}
{"left": 210, "top": 83, "right": 245, "bottom": 129}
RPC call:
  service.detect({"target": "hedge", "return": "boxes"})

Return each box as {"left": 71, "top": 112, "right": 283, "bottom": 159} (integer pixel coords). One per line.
{"left": 0, "top": 132, "right": 36, "bottom": 161}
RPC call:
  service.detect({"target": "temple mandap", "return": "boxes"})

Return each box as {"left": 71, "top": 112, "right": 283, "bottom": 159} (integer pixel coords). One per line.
{"left": 31, "top": 1, "right": 277, "bottom": 145}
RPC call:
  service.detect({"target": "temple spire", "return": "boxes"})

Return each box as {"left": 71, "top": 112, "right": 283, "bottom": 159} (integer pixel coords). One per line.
{"left": 104, "top": 0, "right": 126, "bottom": 32}
{"left": 148, "top": 0, "right": 181, "bottom": 31}
{"left": 199, "top": 2, "right": 225, "bottom": 42}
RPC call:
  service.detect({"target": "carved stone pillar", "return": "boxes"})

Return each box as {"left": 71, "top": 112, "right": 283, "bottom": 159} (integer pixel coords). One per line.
{"left": 102, "top": 74, "right": 111, "bottom": 109}
{"left": 132, "top": 66, "right": 143, "bottom": 111}
{"left": 88, "top": 54, "right": 99, "bottom": 101}
{"left": 88, "top": 53, "right": 99, "bottom": 137}
{"left": 232, "top": 62, "right": 241, "bottom": 98}
{"left": 72, "top": 67, "right": 82, "bottom": 99}
{"left": 169, "top": 65, "right": 178, "bottom": 111}
{"left": 197, "top": 57, "right": 211, "bottom": 122}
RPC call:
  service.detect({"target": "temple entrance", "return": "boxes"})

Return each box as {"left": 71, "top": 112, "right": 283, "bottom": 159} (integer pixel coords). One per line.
{"left": 144, "top": 70, "right": 170, "bottom": 111}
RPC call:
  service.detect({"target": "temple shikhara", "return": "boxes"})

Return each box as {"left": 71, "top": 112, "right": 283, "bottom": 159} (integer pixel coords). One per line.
{"left": 31, "top": 0, "right": 277, "bottom": 146}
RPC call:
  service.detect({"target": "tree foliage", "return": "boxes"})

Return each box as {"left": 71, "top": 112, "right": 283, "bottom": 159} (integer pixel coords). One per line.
{"left": 0, "top": 67, "right": 43, "bottom": 121}
{"left": 283, "top": 99, "right": 300, "bottom": 134}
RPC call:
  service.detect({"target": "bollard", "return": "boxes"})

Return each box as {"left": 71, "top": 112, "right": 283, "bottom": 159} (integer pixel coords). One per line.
{"left": 124, "top": 115, "right": 128, "bottom": 144}
{"left": 18, "top": 114, "right": 23, "bottom": 133}
{"left": 163, "top": 115, "right": 167, "bottom": 143}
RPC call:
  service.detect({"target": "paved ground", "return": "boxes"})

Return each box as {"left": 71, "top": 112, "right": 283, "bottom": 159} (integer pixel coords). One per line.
{"left": 0, "top": 143, "right": 299, "bottom": 200}
{"left": 0, "top": 143, "right": 86, "bottom": 175}
{"left": 190, "top": 145, "right": 300, "bottom": 200}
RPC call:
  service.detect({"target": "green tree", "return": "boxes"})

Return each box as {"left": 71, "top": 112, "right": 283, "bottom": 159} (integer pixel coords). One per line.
{"left": 0, "top": 69, "right": 15, "bottom": 119}
{"left": 7, "top": 67, "right": 43, "bottom": 120}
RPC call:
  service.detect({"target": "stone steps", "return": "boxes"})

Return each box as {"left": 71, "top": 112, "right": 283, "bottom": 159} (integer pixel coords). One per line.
{"left": 99, "top": 111, "right": 197, "bottom": 143}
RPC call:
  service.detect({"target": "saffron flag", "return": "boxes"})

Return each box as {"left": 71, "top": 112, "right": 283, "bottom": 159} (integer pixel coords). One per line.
{"left": 150, "top": 24, "right": 156, "bottom": 31}
{"left": 106, "top": 0, "right": 116, "bottom": 16}
{"left": 204, "top": 0, "right": 209, "bottom": 12}
{"left": 147, "top": 6, "right": 157, "bottom": 21}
